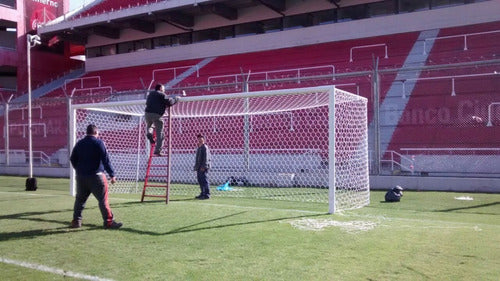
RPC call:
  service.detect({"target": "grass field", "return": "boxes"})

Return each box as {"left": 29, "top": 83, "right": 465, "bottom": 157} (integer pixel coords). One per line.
{"left": 1, "top": 176, "right": 499, "bottom": 281}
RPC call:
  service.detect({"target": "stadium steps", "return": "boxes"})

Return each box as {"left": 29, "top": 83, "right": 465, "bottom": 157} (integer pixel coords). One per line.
{"left": 165, "top": 57, "right": 216, "bottom": 89}
{"left": 10, "top": 67, "right": 86, "bottom": 104}
{"left": 370, "top": 29, "right": 441, "bottom": 158}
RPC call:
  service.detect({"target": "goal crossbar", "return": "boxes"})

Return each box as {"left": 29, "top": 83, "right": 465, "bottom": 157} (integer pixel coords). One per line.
{"left": 71, "top": 85, "right": 337, "bottom": 116}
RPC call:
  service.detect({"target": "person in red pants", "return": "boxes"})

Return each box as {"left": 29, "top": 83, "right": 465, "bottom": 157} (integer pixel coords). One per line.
{"left": 70, "top": 124, "right": 122, "bottom": 229}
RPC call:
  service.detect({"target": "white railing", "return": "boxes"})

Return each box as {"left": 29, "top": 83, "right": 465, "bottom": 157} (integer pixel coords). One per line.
{"left": 401, "top": 147, "right": 500, "bottom": 153}
{"left": 399, "top": 71, "right": 499, "bottom": 97}
{"left": 350, "top": 43, "right": 388, "bottom": 62}
{"left": 400, "top": 147, "right": 500, "bottom": 175}
{"left": 9, "top": 106, "right": 43, "bottom": 119}
{"left": 148, "top": 65, "right": 200, "bottom": 90}
{"left": 8, "top": 123, "right": 47, "bottom": 137}
{"left": 207, "top": 73, "right": 243, "bottom": 89}
{"left": 335, "top": 83, "right": 360, "bottom": 95}
{"left": 64, "top": 76, "right": 101, "bottom": 92}
{"left": 0, "top": 149, "right": 26, "bottom": 164}
{"left": 249, "top": 65, "right": 336, "bottom": 84}
{"left": 0, "top": 149, "right": 51, "bottom": 166}
{"left": 71, "top": 86, "right": 113, "bottom": 97}
{"left": 423, "top": 29, "right": 500, "bottom": 55}
{"left": 380, "top": 150, "right": 414, "bottom": 174}
{"left": 487, "top": 102, "right": 500, "bottom": 127}
{"left": 32, "top": 150, "right": 51, "bottom": 166}
{"left": 208, "top": 65, "right": 335, "bottom": 88}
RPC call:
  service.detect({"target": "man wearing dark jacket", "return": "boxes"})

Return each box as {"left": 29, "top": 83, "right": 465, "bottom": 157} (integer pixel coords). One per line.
{"left": 194, "top": 134, "right": 211, "bottom": 199}
{"left": 70, "top": 124, "right": 122, "bottom": 229}
{"left": 145, "top": 84, "right": 180, "bottom": 156}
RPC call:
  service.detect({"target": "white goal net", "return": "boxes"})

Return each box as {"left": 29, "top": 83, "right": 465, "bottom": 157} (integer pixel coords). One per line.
{"left": 70, "top": 86, "right": 369, "bottom": 213}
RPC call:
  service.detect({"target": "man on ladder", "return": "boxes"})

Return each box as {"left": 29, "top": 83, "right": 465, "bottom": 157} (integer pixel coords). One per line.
{"left": 144, "top": 84, "right": 180, "bottom": 156}
{"left": 141, "top": 84, "right": 182, "bottom": 203}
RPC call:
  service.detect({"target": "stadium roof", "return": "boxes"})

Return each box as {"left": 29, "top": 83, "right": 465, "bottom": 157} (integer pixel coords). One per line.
{"left": 37, "top": 0, "right": 342, "bottom": 45}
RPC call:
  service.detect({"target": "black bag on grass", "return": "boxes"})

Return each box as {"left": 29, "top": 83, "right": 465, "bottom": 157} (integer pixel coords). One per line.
{"left": 26, "top": 177, "right": 38, "bottom": 191}
{"left": 385, "top": 185, "right": 403, "bottom": 202}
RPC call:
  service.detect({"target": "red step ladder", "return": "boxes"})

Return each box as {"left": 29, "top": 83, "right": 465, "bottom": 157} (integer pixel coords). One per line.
{"left": 141, "top": 108, "right": 173, "bottom": 204}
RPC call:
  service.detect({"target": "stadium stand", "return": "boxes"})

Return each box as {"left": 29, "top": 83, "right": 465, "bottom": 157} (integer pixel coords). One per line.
{"left": 425, "top": 21, "right": 500, "bottom": 65}
{"left": 20, "top": 21, "right": 499, "bottom": 166}
{"left": 3, "top": 0, "right": 499, "bottom": 180}
{"left": 380, "top": 21, "right": 500, "bottom": 174}
{"left": 77, "top": 0, "right": 157, "bottom": 18}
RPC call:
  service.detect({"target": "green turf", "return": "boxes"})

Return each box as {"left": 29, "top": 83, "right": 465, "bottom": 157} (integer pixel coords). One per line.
{"left": 1, "top": 176, "right": 499, "bottom": 280}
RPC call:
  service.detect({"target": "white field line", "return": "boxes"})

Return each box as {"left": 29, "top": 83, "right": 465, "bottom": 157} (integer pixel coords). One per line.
{"left": 171, "top": 201, "right": 326, "bottom": 214}
{"left": 0, "top": 257, "right": 115, "bottom": 281}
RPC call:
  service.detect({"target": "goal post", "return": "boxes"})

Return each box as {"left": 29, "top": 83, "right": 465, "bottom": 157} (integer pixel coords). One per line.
{"left": 69, "top": 86, "right": 369, "bottom": 213}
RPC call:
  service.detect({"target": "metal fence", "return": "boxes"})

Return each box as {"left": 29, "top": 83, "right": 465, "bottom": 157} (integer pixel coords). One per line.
{"left": 1, "top": 60, "right": 499, "bottom": 178}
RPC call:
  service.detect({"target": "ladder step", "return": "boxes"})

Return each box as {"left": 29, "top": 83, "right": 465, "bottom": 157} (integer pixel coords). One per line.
{"left": 143, "top": 194, "right": 167, "bottom": 198}
{"left": 142, "top": 129, "right": 169, "bottom": 203}
{"left": 144, "top": 184, "right": 168, "bottom": 188}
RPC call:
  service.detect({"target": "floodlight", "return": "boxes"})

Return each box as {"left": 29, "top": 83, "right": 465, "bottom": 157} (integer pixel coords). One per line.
{"left": 28, "top": 34, "right": 41, "bottom": 46}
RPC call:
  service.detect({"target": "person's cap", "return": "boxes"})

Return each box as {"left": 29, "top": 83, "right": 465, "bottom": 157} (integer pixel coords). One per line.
{"left": 197, "top": 134, "right": 204, "bottom": 138}
{"left": 394, "top": 185, "right": 403, "bottom": 191}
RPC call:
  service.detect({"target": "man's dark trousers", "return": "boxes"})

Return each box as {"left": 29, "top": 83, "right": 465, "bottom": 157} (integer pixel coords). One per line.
{"left": 73, "top": 173, "right": 114, "bottom": 225}
{"left": 197, "top": 169, "right": 210, "bottom": 197}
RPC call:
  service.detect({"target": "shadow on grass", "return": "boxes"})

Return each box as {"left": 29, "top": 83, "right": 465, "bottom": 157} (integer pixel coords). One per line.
{"left": 0, "top": 226, "right": 83, "bottom": 242}
{"left": 0, "top": 208, "right": 90, "bottom": 242}
{"left": 0, "top": 209, "right": 72, "bottom": 220}
{"left": 117, "top": 212, "right": 325, "bottom": 236}
{"left": 0, "top": 201, "right": 326, "bottom": 242}
{"left": 436, "top": 201, "right": 500, "bottom": 213}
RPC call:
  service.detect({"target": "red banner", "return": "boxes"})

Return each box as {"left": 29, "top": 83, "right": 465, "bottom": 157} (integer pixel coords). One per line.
{"left": 26, "top": 0, "right": 65, "bottom": 31}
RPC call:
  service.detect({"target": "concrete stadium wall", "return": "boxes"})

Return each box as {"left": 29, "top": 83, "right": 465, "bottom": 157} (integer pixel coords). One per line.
{"left": 1, "top": 166, "right": 499, "bottom": 193}
{"left": 370, "top": 175, "right": 500, "bottom": 193}
{"left": 85, "top": 1, "right": 500, "bottom": 71}
{"left": 402, "top": 155, "right": 500, "bottom": 174}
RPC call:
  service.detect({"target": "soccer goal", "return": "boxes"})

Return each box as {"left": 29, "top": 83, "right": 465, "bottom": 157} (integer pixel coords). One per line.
{"left": 69, "top": 86, "right": 369, "bottom": 213}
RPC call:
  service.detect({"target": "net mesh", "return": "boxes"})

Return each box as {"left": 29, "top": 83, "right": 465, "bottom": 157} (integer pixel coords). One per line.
{"left": 73, "top": 86, "right": 369, "bottom": 211}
